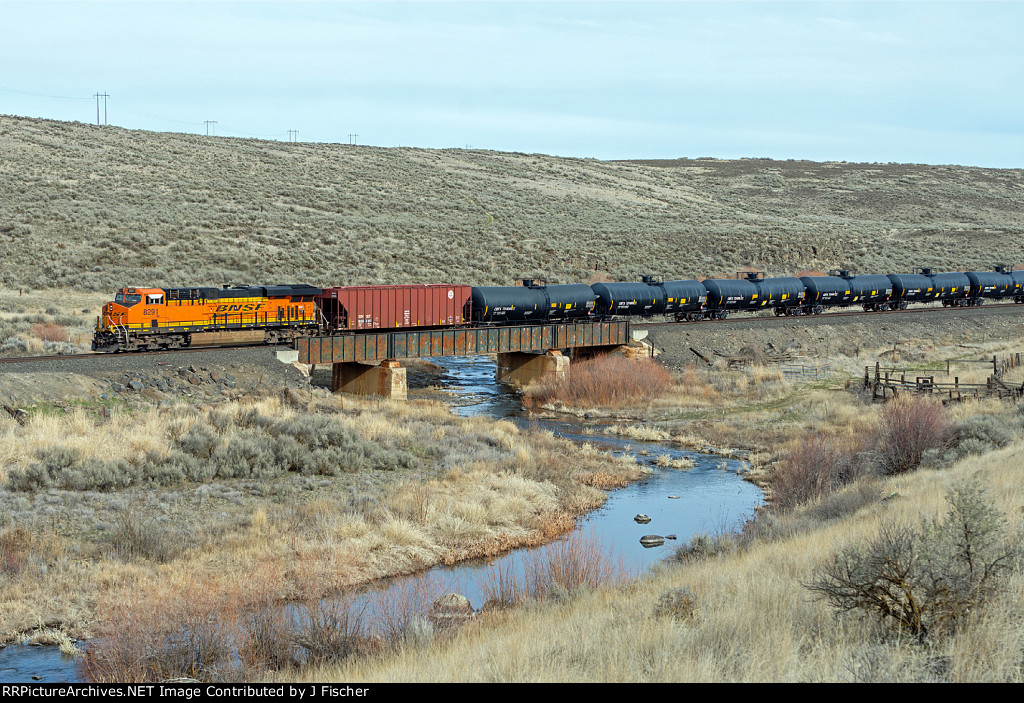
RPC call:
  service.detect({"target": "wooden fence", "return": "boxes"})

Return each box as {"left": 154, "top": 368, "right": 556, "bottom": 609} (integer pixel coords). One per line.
{"left": 864, "top": 354, "right": 1023, "bottom": 401}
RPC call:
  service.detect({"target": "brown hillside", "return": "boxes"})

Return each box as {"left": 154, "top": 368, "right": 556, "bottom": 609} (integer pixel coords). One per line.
{"left": 1, "top": 115, "right": 1022, "bottom": 292}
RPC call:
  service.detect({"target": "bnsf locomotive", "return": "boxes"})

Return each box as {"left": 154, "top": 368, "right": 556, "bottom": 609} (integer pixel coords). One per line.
{"left": 93, "top": 266, "right": 1024, "bottom": 352}
{"left": 92, "top": 284, "right": 321, "bottom": 352}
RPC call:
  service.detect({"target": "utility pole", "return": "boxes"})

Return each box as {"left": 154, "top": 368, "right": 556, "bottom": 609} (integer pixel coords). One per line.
{"left": 94, "top": 92, "right": 109, "bottom": 125}
{"left": 204, "top": 120, "right": 217, "bottom": 136}
{"left": 288, "top": 129, "right": 299, "bottom": 143}
{"left": 348, "top": 133, "right": 358, "bottom": 145}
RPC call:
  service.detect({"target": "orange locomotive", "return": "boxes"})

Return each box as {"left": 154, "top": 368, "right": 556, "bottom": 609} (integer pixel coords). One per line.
{"left": 93, "top": 284, "right": 322, "bottom": 352}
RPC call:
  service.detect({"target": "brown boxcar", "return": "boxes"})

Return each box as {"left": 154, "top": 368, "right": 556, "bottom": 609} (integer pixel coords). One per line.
{"left": 317, "top": 284, "right": 473, "bottom": 332}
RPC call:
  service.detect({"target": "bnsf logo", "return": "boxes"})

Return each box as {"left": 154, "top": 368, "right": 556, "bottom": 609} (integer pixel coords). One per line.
{"left": 215, "top": 303, "right": 266, "bottom": 313}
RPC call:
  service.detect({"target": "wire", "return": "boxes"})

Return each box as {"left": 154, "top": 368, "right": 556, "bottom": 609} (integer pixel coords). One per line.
{"left": 108, "top": 99, "right": 203, "bottom": 127}
{"left": 0, "top": 84, "right": 92, "bottom": 101}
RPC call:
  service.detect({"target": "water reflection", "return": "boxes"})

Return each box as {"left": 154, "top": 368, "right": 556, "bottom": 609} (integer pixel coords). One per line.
{"left": 0, "top": 354, "right": 762, "bottom": 682}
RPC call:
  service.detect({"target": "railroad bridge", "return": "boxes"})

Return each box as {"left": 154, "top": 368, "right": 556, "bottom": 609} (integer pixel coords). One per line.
{"left": 294, "top": 320, "right": 643, "bottom": 398}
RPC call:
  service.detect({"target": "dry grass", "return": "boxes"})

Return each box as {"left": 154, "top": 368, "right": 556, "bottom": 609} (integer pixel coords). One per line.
{"left": 0, "top": 393, "right": 640, "bottom": 647}
{"left": 298, "top": 440, "right": 1024, "bottom": 682}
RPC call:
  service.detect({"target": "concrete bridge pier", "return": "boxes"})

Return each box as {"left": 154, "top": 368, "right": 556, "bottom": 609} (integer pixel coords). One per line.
{"left": 571, "top": 340, "right": 655, "bottom": 362}
{"left": 331, "top": 359, "right": 407, "bottom": 399}
{"left": 496, "top": 350, "right": 569, "bottom": 387}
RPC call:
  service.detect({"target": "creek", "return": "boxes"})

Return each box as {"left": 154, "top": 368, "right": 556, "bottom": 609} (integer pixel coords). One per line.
{"left": 0, "top": 355, "right": 762, "bottom": 682}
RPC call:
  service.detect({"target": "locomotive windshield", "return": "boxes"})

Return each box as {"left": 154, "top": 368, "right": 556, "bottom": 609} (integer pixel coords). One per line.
{"left": 114, "top": 292, "right": 142, "bottom": 307}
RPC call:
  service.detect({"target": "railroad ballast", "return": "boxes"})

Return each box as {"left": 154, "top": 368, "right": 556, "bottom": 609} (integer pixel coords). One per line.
{"left": 93, "top": 267, "right": 1024, "bottom": 353}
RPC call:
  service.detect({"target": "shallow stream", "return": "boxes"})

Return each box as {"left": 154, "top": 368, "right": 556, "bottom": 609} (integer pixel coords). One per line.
{"left": 0, "top": 355, "right": 762, "bottom": 682}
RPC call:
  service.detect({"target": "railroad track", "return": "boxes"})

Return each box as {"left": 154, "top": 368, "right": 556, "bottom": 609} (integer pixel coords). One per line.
{"left": 2, "top": 302, "right": 1022, "bottom": 366}
{"left": 631, "top": 301, "right": 1024, "bottom": 328}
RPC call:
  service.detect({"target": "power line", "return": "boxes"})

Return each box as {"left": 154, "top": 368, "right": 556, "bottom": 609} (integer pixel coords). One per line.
{"left": 0, "top": 84, "right": 91, "bottom": 101}
{"left": 288, "top": 129, "right": 299, "bottom": 143}
{"left": 204, "top": 120, "right": 217, "bottom": 137}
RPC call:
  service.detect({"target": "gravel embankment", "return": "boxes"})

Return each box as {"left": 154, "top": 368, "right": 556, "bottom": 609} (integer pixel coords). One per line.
{"left": 640, "top": 303, "right": 1024, "bottom": 372}
{"left": 0, "top": 345, "right": 308, "bottom": 406}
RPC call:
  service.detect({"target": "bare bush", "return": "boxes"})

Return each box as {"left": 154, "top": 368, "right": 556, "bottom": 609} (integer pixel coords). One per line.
{"left": 110, "top": 509, "right": 185, "bottom": 563}
{"left": 0, "top": 526, "right": 31, "bottom": 575}
{"left": 872, "top": 396, "right": 953, "bottom": 475}
{"left": 294, "top": 593, "right": 374, "bottom": 666}
{"left": 525, "top": 355, "right": 671, "bottom": 408}
{"left": 806, "top": 480, "right": 1021, "bottom": 643}
{"left": 481, "top": 530, "right": 630, "bottom": 607}
{"left": 30, "top": 321, "right": 68, "bottom": 342}
{"left": 79, "top": 587, "right": 239, "bottom": 682}
{"left": 769, "top": 433, "right": 864, "bottom": 511}
{"left": 238, "top": 600, "right": 298, "bottom": 673}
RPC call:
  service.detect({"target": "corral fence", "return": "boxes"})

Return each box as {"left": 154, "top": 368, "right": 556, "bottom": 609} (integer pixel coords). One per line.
{"left": 698, "top": 347, "right": 834, "bottom": 378}
{"left": 865, "top": 353, "right": 1024, "bottom": 402}
{"left": 779, "top": 361, "right": 834, "bottom": 378}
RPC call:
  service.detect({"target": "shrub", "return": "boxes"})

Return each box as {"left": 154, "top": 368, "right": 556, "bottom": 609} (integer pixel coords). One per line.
{"left": 111, "top": 510, "right": 185, "bottom": 563}
{"left": 768, "top": 433, "right": 863, "bottom": 511}
{"left": 653, "top": 587, "right": 699, "bottom": 621}
{"left": 524, "top": 355, "right": 672, "bottom": 408}
{"left": 79, "top": 587, "right": 238, "bottom": 682}
{"left": 294, "top": 595, "right": 373, "bottom": 665}
{"left": 672, "top": 531, "right": 736, "bottom": 563}
{"left": 30, "top": 321, "right": 68, "bottom": 342}
{"left": 482, "top": 531, "right": 628, "bottom": 606}
{"left": 872, "top": 396, "right": 952, "bottom": 475}
{"left": 0, "top": 527, "right": 32, "bottom": 575}
{"left": 806, "top": 480, "right": 1021, "bottom": 643}
{"left": 238, "top": 601, "right": 298, "bottom": 673}
{"left": 942, "top": 415, "right": 1017, "bottom": 462}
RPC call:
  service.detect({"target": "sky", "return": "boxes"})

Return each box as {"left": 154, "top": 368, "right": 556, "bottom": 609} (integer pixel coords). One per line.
{"left": 1, "top": 1, "right": 1022, "bottom": 167}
